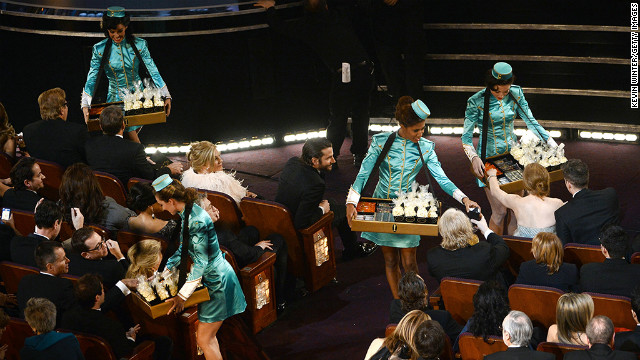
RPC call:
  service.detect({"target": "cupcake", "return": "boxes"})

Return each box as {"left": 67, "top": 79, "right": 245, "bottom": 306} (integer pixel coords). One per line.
{"left": 416, "top": 206, "right": 428, "bottom": 223}
{"left": 154, "top": 96, "right": 165, "bottom": 113}
{"left": 132, "top": 100, "right": 143, "bottom": 115}
{"left": 404, "top": 205, "right": 416, "bottom": 223}
{"left": 143, "top": 97, "right": 154, "bottom": 113}
{"left": 427, "top": 206, "right": 438, "bottom": 224}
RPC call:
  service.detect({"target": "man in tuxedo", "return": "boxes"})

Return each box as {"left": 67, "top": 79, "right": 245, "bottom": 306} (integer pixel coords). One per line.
{"left": 2, "top": 157, "right": 44, "bottom": 211}
{"left": 23, "top": 87, "right": 88, "bottom": 169}
{"left": 564, "top": 316, "right": 635, "bottom": 360}
{"left": 66, "top": 227, "right": 129, "bottom": 289}
{"left": 275, "top": 138, "right": 377, "bottom": 260}
{"left": 10, "top": 200, "right": 62, "bottom": 267}
{"left": 85, "top": 105, "right": 182, "bottom": 186}
{"left": 555, "top": 159, "right": 619, "bottom": 245}
{"left": 615, "top": 287, "right": 640, "bottom": 353}
{"left": 485, "top": 310, "right": 553, "bottom": 359}
{"left": 579, "top": 225, "right": 640, "bottom": 298}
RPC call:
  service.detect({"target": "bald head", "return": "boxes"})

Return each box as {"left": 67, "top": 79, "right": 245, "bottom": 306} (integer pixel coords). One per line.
{"left": 586, "top": 316, "right": 614, "bottom": 346}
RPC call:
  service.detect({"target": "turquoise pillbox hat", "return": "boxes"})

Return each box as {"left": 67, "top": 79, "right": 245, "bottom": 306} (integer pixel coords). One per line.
{"left": 106, "top": 6, "right": 126, "bottom": 17}
{"left": 152, "top": 174, "right": 173, "bottom": 192}
{"left": 411, "top": 100, "right": 430, "bottom": 120}
{"left": 492, "top": 62, "right": 513, "bottom": 80}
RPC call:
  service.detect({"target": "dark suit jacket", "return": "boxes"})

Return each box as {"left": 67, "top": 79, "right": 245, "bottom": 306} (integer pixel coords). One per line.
{"left": 426, "top": 233, "right": 510, "bottom": 282}
{"left": 85, "top": 134, "right": 170, "bottom": 186}
{"left": 2, "top": 188, "right": 42, "bottom": 212}
{"left": 23, "top": 118, "right": 88, "bottom": 169}
{"left": 17, "top": 272, "right": 125, "bottom": 327}
{"left": 515, "top": 260, "right": 579, "bottom": 292}
{"left": 275, "top": 157, "right": 325, "bottom": 229}
{"left": 10, "top": 233, "right": 48, "bottom": 267}
{"left": 485, "top": 346, "right": 554, "bottom": 360}
{"left": 60, "top": 306, "right": 135, "bottom": 358}
{"left": 555, "top": 188, "right": 619, "bottom": 245}
{"left": 389, "top": 299, "right": 463, "bottom": 342}
{"left": 563, "top": 343, "right": 636, "bottom": 360}
{"left": 615, "top": 325, "right": 640, "bottom": 353}
{"left": 66, "top": 252, "right": 129, "bottom": 289}
{"left": 579, "top": 258, "right": 640, "bottom": 297}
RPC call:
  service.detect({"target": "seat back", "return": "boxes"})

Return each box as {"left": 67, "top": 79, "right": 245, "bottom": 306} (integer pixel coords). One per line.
{"left": 631, "top": 252, "right": 640, "bottom": 265}
{"left": 536, "top": 342, "right": 588, "bottom": 360}
{"left": 440, "top": 277, "right": 483, "bottom": 325}
{"left": 0, "top": 261, "right": 39, "bottom": 294}
{"left": 11, "top": 209, "right": 35, "bottom": 237}
{"left": 116, "top": 231, "right": 168, "bottom": 256}
{"left": 94, "top": 171, "right": 128, "bottom": 207}
{"left": 503, "top": 236, "right": 534, "bottom": 276}
{"left": 563, "top": 243, "right": 605, "bottom": 269}
{"left": 127, "top": 177, "right": 150, "bottom": 191}
{"left": 35, "top": 159, "right": 64, "bottom": 201}
{"left": 457, "top": 332, "right": 507, "bottom": 360}
{"left": 1, "top": 318, "right": 33, "bottom": 360}
{"left": 586, "top": 292, "right": 637, "bottom": 329}
{"left": 200, "top": 189, "right": 244, "bottom": 234}
{"left": 0, "top": 152, "right": 14, "bottom": 179}
{"left": 73, "top": 332, "right": 118, "bottom": 360}
{"left": 509, "top": 284, "right": 564, "bottom": 328}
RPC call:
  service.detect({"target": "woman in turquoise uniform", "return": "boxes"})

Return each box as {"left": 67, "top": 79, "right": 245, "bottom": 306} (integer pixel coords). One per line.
{"left": 462, "top": 62, "right": 557, "bottom": 234}
{"left": 153, "top": 174, "right": 246, "bottom": 360}
{"left": 346, "top": 96, "right": 479, "bottom": 299}
{"left": 81, "top": 6, "right": 171, "bottom": 143}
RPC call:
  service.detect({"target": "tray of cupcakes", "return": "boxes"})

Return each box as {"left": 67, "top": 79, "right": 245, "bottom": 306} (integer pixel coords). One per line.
{"left": 131, "top": 269, "right": 210, "bottom": 319}
{"left": 350, "top": 183, "right": 440, "bottom": 236}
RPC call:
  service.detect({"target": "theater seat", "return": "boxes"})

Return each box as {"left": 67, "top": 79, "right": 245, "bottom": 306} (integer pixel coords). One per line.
{"left": 631, "top": 252, "right": 640, "bottom": 265}
{"left": 563, "top": 243, "right": 605, "bottom": 269}
{"left": 11, "top": 209, "right": 35, "bottom": 237}
{"left": 199, "top": 189, "right": 244, "bottom": 234}
{"left": 458, "top": 332, "right": 507, "bottom": 360}
{"left": 116, "top": 231, "right": 168, "bottom": 256}
{"left": 508, "top": 284, "right": 564, "bottom": 328}
{"left": 430, "top": 277, "right": 482, "bottom": 325}
{"left": 34, "top": 159, "right": 64, "bottom": 201}
{"left": 0, "top": 261, "right": 39, "bottom": 294}
{"left": 536, "top": 342, "right": 588, "bottom": 360}
{"left": 240, "top": 198, "right": 336, "bottom": 293}
{"left": 127, "top": 177, "right": 150, "bottom": 191}
{"left": 502, "top": 235, "right": 534, "bottom": 277}
{"left": 586, "top": 292, "right": 637, "bottom": 329}
{"left": 0, "top": 317, "right": 33, "bottom": 360}
{"left": 0, "top": 152, "right": 14, "bottom": 179}
{"left": 67, "top": 331, "right": 155, "bottom": 360}
{"left": 93, "top": 171, "right": 128, "bottom": 207}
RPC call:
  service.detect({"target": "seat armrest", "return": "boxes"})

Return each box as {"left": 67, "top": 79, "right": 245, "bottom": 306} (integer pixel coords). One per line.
{"left": 240, "top": 252, "right": 276, "bottom": 279}
{"left": 178, "top": 307, "right": 199, "bottom": 325}
{"left": 129, "top": 340, "right": 155, "bottom": 360}
{"left": 429, "top": 286, "right": 442, "bottom": 310}
{"left": 298, "top": 211, "right": 334, "bottom": 235}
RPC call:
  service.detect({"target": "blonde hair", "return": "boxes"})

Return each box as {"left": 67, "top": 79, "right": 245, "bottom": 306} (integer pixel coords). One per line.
{"left": 187, "top": 141, "right": 217, "bottom": 174}
{"left": 382, "top": 310, "right": 431, "bottom": 360}
{"left": 532, "top": 232, "right": 564, "bottom": 274}
{"left": 126, "top": 240, "right": 162, "bottom": 278}
{"left": 523, "top": 163, "right": 550, "bottom": 198}
{"left": 556, "top": 293, "right": 594, "bottom": 345}
{"left": 37, "top": 87, "right": 66, "bottom": 120}
{"left": 438, "top": 208, "right": 477, "bottom": 250}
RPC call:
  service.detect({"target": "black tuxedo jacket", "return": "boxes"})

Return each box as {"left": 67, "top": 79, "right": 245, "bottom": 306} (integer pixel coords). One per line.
{"left": 17, "top": 273, "right": 125, "bottom": 327}
{"left": 389, "top": 299, "right": 463, "bottom": 342}
{"left": 60, "top": 306, "right": 135, "bottom": 358}
{"left": 66, "top": 252, "right": 129, "bottom": 289}
{"left": 85, "top": 134, "right": 170, "bottom": 187}
{"left": 275, "top": 157, "right": 325, "bottom": 229}
{"left": 10, "top": 233, "right": 48, "bottom": 267}
{"left": 615, "top": 325, "right": 640, "bottom": 353}
{"left": 555, "top": 188, "right": 619, "bottom": 245}
{"left": 23, "top": 118, "right": 88, "bottom": 169}
{"left": 579, "top": 258, "right": 640, "bottom": 297}
{"left": 485, "top": 346, "right": 554, "bottom": 360}
{"left": 563, "top": 343, "right": 636, "bottom": 360}
{"left": 515, "top": 260, "right": 579, "bottom": 292}
{"left": 426, "top": 232, "right": 510, "bottom": 282}
{"left": 2, "top": 189, "right": 42, "bottom": 212}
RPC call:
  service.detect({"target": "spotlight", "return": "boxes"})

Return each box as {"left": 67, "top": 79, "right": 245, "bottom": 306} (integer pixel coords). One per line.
{"left": 284, "top": 135, "right": 296, "bottom": 142}
{"left": 238, "top": 141, "right": 251, "bottom": 148}
{"left": 227, "top": 143, "right": 239, "bottom": 150}
{"left": 626, "top": 134, "right": 638, "bottom": 142}
{"left": 217, "top": 144, "right": 228, "bottom": 152}
{"left": 261, "top": 137, "right": 274, "bottom": 145}
{"left": 145, "top": 147, "right": 157, "bottom": 154}
{"left": 579, "top": 131, "right": 592, "bottom": 139}
{"left": 430, "top": 127, "right": 442, "bottom": 135}
{"left": 157, "top": 147, "right": 169, "bottom": 153}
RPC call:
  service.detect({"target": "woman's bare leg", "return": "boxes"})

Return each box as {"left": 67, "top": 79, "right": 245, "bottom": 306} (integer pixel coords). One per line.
{"left": 399, "top": 247, "right": 418, "bottom": 275}
{"left": 197, "top": 320, "right": 223, "bottom": 360}
{"left": 484, "top": 187, "right": 508, "bottom": 235}
{"left": 125, "top": 129, "right": 141, "bottom": 143}
{"left": 381, "top": 246, "right": 401, "bottom": 299}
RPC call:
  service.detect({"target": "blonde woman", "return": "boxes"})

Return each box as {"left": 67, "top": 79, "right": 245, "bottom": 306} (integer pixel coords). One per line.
{"left": 486, "top": 163, "right": 564, "bottom": 237}
{"left": 515, "top": 232, "right": 578, "bottom": 291}
{"left": 126, "top": 239, "right": 163, "bottom": 279}
{"left": 181, "top": 141, "right": 257, "bottom": 204}
{"left": 547, "top": 293, "right": 593, "bottom": 346}
{"left": 427, "top": 208, "right": 509, "bottom": 282}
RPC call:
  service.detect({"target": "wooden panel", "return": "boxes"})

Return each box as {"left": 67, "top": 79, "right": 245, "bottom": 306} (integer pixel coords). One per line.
{"left": 503, "top": 236, "right": 534, "bottom": 277}
{"left": 563, "top": 243, "right": 605, "bottom": 269}
{"left": 94, "top": 171, "right": 128, "bottom": 207}
{"left": 200, "top": 189, "right": 243, "bottom": 234}
{"left": 509, "top": 284, "right": 564, "bottom": 328}
{"left": 0, "top": 261, "right": 39, "bottom": 294}
{"left": 587, "top": 292, "right": 636, "bottom": 330}
{"left": 440, "top": 278, "right": 482, "bottom": 325}
{"left": 458, "top": 333, "right": 507, "bottom": 360}
{"left": 35, "top": 159, "right": 64, "bottom": 201}
{"left": 536, "top": 342, "right": 588, "bottom": 360}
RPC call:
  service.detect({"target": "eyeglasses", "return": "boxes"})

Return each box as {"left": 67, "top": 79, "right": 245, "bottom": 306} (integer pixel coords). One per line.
{"left": 86, "top": 237, "right": 105, "bottom": 252}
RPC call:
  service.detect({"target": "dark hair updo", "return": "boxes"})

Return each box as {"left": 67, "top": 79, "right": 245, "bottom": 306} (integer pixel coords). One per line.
{"left": 101, "top": 11, "right": 131, "bottom": 37}
{"left": 127, "top": 182, "right": 157, "bottom": 213}
{"left": 395, "top": 96, "right": 424, "bottom": 127}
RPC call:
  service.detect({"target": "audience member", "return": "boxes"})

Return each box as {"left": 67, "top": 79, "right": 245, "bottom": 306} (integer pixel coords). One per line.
{"left": 389, "top": 272, "right": 463, "bottom": 342}
{"left": 547, "top": 293, "right": 593, "bottom": 346}
{"left": 275, "top": 138, "right": 376, "bottom": 260}
{"left": 127, "top": 182, "right": 177, "bottom": 240}
{"left": 365, "top": 310, "right": 434, "bottom": 360}
{"left": 85, "top": 105, "right": 182, "bottom": 186}
{"left": 0, "top": 102, "right": 17, "bottom": 158}
{"left": 486, "top": 163, "right": 564, "bottom": 237}
{"left": 427, "top": 208, "right": 509, "bottom": 282}
{"left": 126, "top": 239, "right": 163, "bottom": 279}
{"left": 59, "top": 163, "right": 135, "bottom": 232}
{"left": 181, "top": 141, "right": 257, "bottom": 204}
{"left": 555, "top": 159, "right": 619, "bottom": 245}
{"left": 20, "top": 298, "right": 84, "bottom": 360}
{"left": 10, "top": 200, "right": 62, "bottom": 267}
{"left": 67, "top": 227, "right": 129, "bottom": 288}
{"left": 579, "top": 225, "right": 640, "bottom": 297}
{"left": 485, "top": 310, "right": 554, "bottom": 360}
{"left": 614, "top": 287, "right": 640, "bottom": 352}
{"left": 515, "top": 232, "right": 578, "bottom": 292}
{"left": 3, "top": 157, "right": 43, "bottom": 211}
{"left": 22, "top": 87, "right": 87, "bottom": 169}
{"left": 564, "top": 316, "right": 635, "bottom": 360}
{"left": 467, "top": 281, "right": 510, "bottom": 344}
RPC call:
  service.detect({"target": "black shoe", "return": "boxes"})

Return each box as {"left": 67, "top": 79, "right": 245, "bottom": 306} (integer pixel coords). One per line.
{"left": 276, "top": 301, "right": 287, "bottom": 316}
{"left": 358, "top": 242, "right": 379, "bottom": 257}
{"left": 353, "top": 154, "right": 365, "bottom": 167}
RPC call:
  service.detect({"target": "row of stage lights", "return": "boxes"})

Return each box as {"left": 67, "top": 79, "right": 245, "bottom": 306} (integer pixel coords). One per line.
{"left": 144, "top": 126, "right": 637, "bottom": 155}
